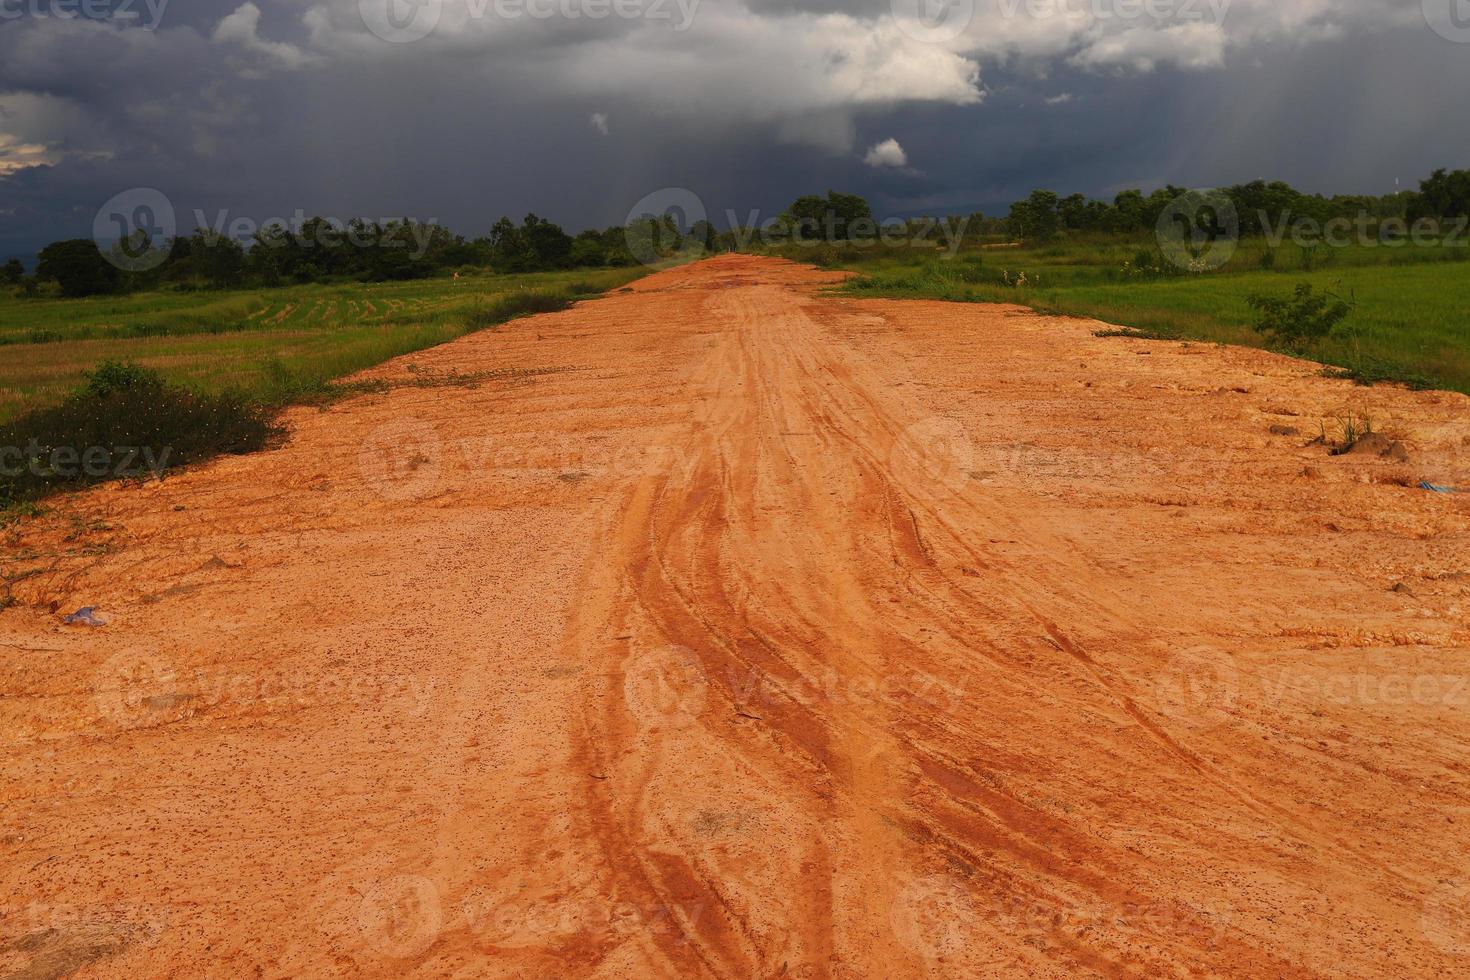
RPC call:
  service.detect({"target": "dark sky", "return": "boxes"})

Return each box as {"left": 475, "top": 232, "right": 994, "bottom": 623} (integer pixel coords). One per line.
{"left": 1, "top": 0, "right": 1467, "bottom": 260}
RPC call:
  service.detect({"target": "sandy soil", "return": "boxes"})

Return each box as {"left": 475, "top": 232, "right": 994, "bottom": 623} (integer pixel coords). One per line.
{"left": 3, "top": 255, "right": 1470, "bottom": 978}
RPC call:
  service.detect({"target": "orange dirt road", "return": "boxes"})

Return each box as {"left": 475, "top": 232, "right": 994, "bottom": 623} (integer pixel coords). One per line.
{"left": 4, "top": 255, "right": 1470, "bottom": 977}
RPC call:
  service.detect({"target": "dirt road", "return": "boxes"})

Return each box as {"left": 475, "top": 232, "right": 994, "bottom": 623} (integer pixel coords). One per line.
{"left": 4, "top": 255, "right": 1470, "bottom": 977}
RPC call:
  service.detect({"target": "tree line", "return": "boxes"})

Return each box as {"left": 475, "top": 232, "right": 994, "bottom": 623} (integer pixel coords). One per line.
{"left": 8, "top": 168, "right": 1468, "bottom": 297}
{"left": 1005, "top": 168, "right": 1470, "bottom": 241}
{"left": 11, "top": 212, "right": 713, "bottom": 298}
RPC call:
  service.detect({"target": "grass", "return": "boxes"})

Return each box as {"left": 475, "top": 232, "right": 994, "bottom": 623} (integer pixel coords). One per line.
{"left": 0, "top": 361, "right": 280, "bottom": 503}
{"left": 0, "top": 266, "right": 647, "bottom": 421}
{"left": 777, "top": 235, "right": 1470, "bottom": 394}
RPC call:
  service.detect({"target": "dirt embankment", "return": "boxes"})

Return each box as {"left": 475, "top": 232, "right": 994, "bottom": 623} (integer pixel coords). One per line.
{"left": 3, "top": 255, "right": 1469, "bottom": 977}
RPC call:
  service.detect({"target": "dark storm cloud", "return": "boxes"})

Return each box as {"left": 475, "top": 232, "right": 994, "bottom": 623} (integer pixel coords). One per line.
{"left": 0, "top": 0, "right": 1465, "bottom": 262}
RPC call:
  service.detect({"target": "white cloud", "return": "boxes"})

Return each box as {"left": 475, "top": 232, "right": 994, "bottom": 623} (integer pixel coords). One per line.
{"left": 553, "top": 12, "right": 980, "bottom": 150}
{"left": 590, "top": 112, "right": 610, "bottom": 136}
{"left": 298, "top": 3, "right": 980, "bottom": 151}
{"left": 863, "top": 138, "right": 908, "bottom": 169}
{"left": 1044, "top": 93, "right": 1073, "bottom": 105}
{"left": 899, "top": 0, "right": 1422, "bottom": 74}
{"left": 1070, "top": 22, "right": 1227, "bottom": 72}
{"left": 214, "top": 3, "right": 314, "bottom": 69}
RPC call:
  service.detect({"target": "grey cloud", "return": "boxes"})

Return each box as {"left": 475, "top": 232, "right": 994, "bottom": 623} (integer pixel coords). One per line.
{"left": 0, "top": 1, "right": 1466, "bottom": 265}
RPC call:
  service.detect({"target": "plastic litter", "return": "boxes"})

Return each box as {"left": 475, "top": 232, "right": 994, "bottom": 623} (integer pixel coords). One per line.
{"left": 63, "top": 607, "right": 107, "bottom": 626}
{"left": 1420, "top": 481, "right": 1460, "bottom": 495}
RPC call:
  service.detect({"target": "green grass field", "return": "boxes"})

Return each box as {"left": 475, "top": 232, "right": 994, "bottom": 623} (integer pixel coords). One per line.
{"left": 787, "top": 236, "right": 1470, "bottom": 395}
{"left": 0, "top": 266, "right": 648, "bottom": 421}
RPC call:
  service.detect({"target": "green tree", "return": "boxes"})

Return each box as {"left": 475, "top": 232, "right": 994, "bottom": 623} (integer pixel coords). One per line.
{"left": 520, "top": 214, "right": 573, "bottom": 269}
{"left": 1407, "top": 168, "right": 1470, "bottom": 221}
{"left": 1008, "top": 190, "right": 1060, "bottom": 241}
{"left": 0, "top": 259, "right": 23, "bottom": 284}
{"left": 36, "top": 240, "right": 120, "bottom": 297}
{"left": 786, "top": 191, "right": 873, "bottom": 241}
{"left": 688, "top": 219, "right": 718, "bottom": 253}
{"left": 176, "top": 230, "right": 247, "bottom": 288}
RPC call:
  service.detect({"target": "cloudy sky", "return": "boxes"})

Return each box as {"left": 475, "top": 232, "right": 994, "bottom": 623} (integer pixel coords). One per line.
{"left": 1, "top": 0, "right": 1467, "bottom": 258}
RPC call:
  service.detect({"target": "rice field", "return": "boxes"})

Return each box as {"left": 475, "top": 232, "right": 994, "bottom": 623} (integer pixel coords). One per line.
{"left": 814, "top": 238, "right": 1470, "bottom": 394}
{"left": 0, "top": 267, "right": 646, "bottom": 421}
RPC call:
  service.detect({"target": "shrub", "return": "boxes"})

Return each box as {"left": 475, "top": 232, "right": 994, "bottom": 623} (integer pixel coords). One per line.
{"left": 463, "top": 291, "right": 573, "bottom": 331}
{"left": 1246, "top": 282, "right": 1352, "bottom": 348}
{"left": 0, "top": 361, "right": 279, "bottom": 503}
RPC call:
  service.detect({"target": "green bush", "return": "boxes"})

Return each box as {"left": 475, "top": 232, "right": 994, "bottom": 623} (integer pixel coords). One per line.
{"left": 463, "top": 291, "right": 573, "bottom": 331}
{"left": 0, "top": 361, "right": 279, "bottom": 503}
{"left": 1246, "top": 282, "right": 1353, "bottom": 348}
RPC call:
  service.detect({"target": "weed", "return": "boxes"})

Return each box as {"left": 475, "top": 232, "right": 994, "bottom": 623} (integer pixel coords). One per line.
{"left": 1246, "top": 282, "right": 1353, "bottom": 348}
{"left": 0, "top": 361, "right": 280, "bottom": 504}
{"left": 0, "top": 500, "right": 42, "bottom": 528}
{"left": 1320, "top": 413, "right": 1373, "bottom": 453}
{"left": 1094, "top": 326, "right": 1172, "bottom": 340}
{"left": 464, "top": 291, "right": 573, "bottom": 331}
{"left": 1322, "top": 359, "right": 1439, "bottom": 391}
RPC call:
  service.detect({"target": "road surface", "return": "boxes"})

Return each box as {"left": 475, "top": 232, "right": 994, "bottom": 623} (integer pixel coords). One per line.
{"left": 4, "top": 255, "right": 1470, "bottom": 977}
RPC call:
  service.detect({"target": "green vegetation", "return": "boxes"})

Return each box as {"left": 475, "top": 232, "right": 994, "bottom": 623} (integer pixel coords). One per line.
{"left": 0, "top": 265, "right": 645, "bottom": 421}
{"left": 1246, "top": 283, "right": 1353, "bottom": 348}
{"left": 0, "top": 263, "right": 658, "bottom": 503}
{"left": 795, "top": 237, "right": 1469, "bottom": 393}
{"left": 17, "top": 211, "right": 703, "bottom": 299}
{"left": 745, "top": 167, "right": 1470, "bottom": 394}
{"left": 0, "top": 361, "right": 279, "bottom": 503}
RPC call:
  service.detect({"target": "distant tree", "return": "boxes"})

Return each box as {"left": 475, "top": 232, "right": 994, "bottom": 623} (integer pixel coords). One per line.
{"left": 520, "top": 214, "right": 573, "bottom": 269}
{"left": 0, "top": 258, "right": 23, "bottom": 284}
{"left": 786, "top": 195, "right": 830, "bottom": 241}
{"left": 1111, "top": 190, "right": 1148, "bottom": 231}
{"left": 623, "top": 215, "right": 684, "bottom": 264}
{"left": 1008, "top": 190, "right": 1060, "bottom": 242}
{"left": 826, "top": 192, "right": 873, "bottom": 239}
{"left": 36, "top": 239, "right": 120, "bottom": 297}
{"left": 570, "top": 230, "right": 606, "bottom": 267}
{"left": 1057, "top": 193, "right": 1089, "bottom": 231}
{"left": 487, "top": 214, "right": 572, "bottom": 271}
{"left": 785, "top": 191, "right": 873, "bottom": 241}
{"left": 688, "top": 219, "right": 718, "bottom": 253}
{"left": 246, "top": 221, "right": 312, "bottom": 284}
{"left": 174, "top": 230, "right": 247, "bottom": 288}
{"left": 1407, "top": 168, "right": 1470, "bottom": 221}
{"left": 596, "top": 226, "right": 636, "bottom": 266}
